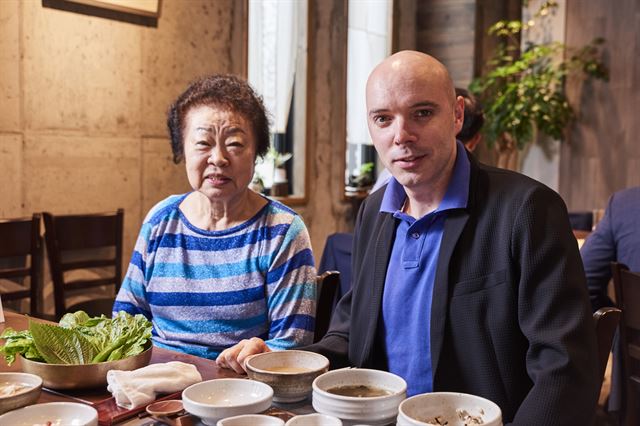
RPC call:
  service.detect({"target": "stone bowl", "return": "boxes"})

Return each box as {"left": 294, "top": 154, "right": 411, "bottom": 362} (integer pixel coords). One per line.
{"left": 312, "top": 368, "right": 407, "bottom": 425}
{"left": 245, "top": 350, "right": 329, "bottom": 403}
{"left": 397, "top": 392, "right": 502, "bottom": 426}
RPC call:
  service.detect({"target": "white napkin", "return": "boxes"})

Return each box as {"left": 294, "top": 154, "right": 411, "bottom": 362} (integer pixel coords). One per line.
{"left": 107, "top": 361, "right": 202, "bottom": 409}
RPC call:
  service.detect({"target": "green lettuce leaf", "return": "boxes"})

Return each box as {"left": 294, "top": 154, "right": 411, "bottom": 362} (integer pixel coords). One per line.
{"left": 0, "top": 328, "right": 43, "bottom": 365}
{"left": 0, "top": 311, "right": 152, "bottom": 365}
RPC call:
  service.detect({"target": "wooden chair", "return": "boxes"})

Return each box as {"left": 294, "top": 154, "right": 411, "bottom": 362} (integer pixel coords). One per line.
{"left": 0, "top": 214, "right": 42, "bottom": 315}
{"left": 594, "top": 307, "right": 622, "bottom": 393}
{"left": 43, "top": 209, "right": 124, "bottom": 320}
{"left": 314, "top": 271, "right": 340, "bottom": 343}
{"left": 611, "top": 262, "right": 640, "bottom": 426}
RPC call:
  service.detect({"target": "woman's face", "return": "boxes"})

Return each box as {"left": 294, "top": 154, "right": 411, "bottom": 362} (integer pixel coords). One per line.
{"left": 183, "top": 104, "right": 257, "bottom": 203}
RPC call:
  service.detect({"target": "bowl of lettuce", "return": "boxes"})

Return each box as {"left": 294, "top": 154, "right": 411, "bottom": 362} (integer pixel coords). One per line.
{"left": 0, "top": 311, "right": 153, "bottom": 389}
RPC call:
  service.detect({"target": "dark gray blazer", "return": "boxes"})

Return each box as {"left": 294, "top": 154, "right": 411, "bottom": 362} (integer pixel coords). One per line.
{"left": 306, "top": 153, "right": 600, "bottom": 425}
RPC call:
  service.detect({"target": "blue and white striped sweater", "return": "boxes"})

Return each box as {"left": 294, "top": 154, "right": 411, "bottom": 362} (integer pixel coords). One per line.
{"left": 114, "top": 193, "right": 317, "bottom": 359}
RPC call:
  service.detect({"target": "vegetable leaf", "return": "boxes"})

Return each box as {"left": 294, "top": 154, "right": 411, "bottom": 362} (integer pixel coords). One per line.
{"left": 29, "top": 321, "right": 98, "bottom": 364}
{"left": 0, "top": 311, "right": 152, "bottom": 365}
{"left": 0, "top": 328, "right": 44, "bottom": 365}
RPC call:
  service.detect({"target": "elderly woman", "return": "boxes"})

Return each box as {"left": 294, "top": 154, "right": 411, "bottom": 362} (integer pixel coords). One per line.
{"left": 113, "top": 75, "right": 317, "bottom": 368}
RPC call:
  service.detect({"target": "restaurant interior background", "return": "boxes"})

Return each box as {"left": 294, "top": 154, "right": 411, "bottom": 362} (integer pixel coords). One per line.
{"left": 0, "top": 0, "right": 638, "bottom": 314}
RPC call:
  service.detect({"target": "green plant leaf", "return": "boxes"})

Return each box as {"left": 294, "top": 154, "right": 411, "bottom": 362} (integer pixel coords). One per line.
{"left": 29, "top": 321, "right": 98, "bottom": 364}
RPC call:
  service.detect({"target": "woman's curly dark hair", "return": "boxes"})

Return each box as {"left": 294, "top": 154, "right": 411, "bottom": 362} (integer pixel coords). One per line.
{"left": 167, "top": 75, "right": 270, "bottom": 164}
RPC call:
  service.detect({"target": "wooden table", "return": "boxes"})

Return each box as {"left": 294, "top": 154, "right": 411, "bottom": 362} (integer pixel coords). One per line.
{"left": 0, "top": 312, "right": 244, "bottom": 425}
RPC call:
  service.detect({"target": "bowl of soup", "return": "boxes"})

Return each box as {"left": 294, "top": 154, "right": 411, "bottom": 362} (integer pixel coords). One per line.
{"left": 312, "top": 368, "right": 407, "bottom": 425}
{"left": 245, "top": 350, "right": 330, "bottom": 403}
{"left": 397, "top": 392, "right": 502, "bottom": 426}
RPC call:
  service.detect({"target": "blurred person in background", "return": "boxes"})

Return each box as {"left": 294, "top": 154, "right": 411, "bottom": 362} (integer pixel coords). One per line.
{"left": 581, "top": 185, "right": 640, "bottom": 422}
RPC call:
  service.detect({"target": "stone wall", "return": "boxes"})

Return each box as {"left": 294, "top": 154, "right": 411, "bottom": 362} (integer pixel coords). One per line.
{"left": 0, "top": 0, "right": 243, "bottom": 313}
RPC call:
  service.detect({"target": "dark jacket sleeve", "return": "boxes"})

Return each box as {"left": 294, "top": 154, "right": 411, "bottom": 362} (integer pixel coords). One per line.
{"left": 301, "top": 196, "right": 371, "bottom": 368}
{"left": 580, "top": 195, "right": 616, "bottom": 311}
{"left": 509, "top": 185, "right": 600, "bottom": 425}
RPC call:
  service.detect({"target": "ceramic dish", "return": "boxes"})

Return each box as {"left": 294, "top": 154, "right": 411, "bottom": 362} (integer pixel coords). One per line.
{"left": 0, "top": 401, "right": 98, "bottom": 426}
{"left": 245, "top": 350, "right": 329, "bottom": 403}
{"left": 182, "top": 378, "right": 273, "bottom": 426}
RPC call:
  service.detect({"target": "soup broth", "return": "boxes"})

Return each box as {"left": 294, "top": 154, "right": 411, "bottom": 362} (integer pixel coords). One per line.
{"left": 263, "top": 366, "right": 312, "bottom": 373}
{"left": 326, "top": 384, "right": 391, "bottom": 397}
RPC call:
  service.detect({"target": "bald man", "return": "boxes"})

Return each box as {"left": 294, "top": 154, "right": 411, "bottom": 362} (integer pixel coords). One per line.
{"left": 217, "top": 51, "right": 599, "bottom": 425}
{"left": 310, "top": 52, "right": 598, "bottom": 424}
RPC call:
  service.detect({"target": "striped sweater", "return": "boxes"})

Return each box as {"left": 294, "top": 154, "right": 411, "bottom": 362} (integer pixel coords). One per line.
{"left": 113, "top": 193, "right": 317, "bottom": 359}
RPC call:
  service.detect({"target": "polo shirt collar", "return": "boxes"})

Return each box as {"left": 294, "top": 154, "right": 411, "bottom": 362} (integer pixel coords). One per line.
{"left": 380, "top": 140, "right": 470, "bottom": 215}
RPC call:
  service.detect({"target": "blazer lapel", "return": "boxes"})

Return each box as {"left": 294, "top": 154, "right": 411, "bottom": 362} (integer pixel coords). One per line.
{"left": 430, "top": 208, "right": 469, "bottom": 379}
{"left": 357, "top": 212, "right": 396, "bottom": 366}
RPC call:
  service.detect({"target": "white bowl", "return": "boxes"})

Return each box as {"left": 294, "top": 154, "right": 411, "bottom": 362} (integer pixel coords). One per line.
{"left": 182, "top": 378, "right": 273, "bottom": 426}
{"left": 0, "top": 372, "right": 43, "bottom": 414}
{"left": 397, "top": 392, "right": 502, "bottom": 426}
{"left": 0, "top": 401, "right": 98, "bottom": 426}
{"left": 285, "top": 413, "right": 343, "bottom": 426}
{"left": 217, "top": 414, "right": 285, "bottom": 426}
{"left": 245, "top": 350, "right": 330, "bottom": 402}
{"left": 312, "top": 368, "right": 407, "bottom": 425}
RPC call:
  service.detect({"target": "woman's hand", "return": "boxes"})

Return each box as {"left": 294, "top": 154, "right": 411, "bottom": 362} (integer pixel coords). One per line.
{"left": 215, "top": 337, "right": 271, "bottom": 374}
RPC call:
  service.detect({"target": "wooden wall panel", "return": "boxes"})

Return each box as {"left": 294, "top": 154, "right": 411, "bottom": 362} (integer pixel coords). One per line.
{"left": 416, "top": 0, "right": 477, "bottom": 87}
{"left": 560, "top": 0, "right": 640, "bottom": 210}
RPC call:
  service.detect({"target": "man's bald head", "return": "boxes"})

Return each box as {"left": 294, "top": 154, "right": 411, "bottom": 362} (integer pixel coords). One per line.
{"left": 366, "top": 51, "right": 456, "bottom": 108}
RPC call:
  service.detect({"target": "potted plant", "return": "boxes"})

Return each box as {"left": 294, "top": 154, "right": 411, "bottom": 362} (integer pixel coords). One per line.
{"left": 469, "top": 1, "right": 608, "bottom": 170}
{"left": 252, "top": 146, "right": 293, "bottom": 196}
{"left": 346, "top": 162, "right": 375, "bottom": 193}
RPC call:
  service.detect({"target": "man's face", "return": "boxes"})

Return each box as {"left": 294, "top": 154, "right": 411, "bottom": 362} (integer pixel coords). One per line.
{"left": 366, "top": 62, "right": 464, "bottom": 192}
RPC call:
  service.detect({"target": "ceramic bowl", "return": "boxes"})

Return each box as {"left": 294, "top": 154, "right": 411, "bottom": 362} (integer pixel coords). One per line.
{"left": 0, "top": 372, "right": 43, "bottom": 415}
{"left": 20, "top": 344, "right": 152, "bottom": 389}
{"left": 285, "top": 413, "right": 343, "bottom": 426}
{"left": 182, "top": 378, "right": 273, "bottom": 426}
{"left": 217, "top": 414, "right": 285, "bottom": 426}
{"left": 397, "top": 392, "right": 502, "bottom": 426}
{"left": 245, "top": 350, "right": 330, "bottom": 403}
{"left": 0, "top": 401, "right": 98, "bottom": 425}
{"left": 312, "top": 368, "right": 407, "bottom": 425}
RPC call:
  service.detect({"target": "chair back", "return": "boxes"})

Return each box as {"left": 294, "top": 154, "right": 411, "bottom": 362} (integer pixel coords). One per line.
{"left": 611, "top": 262, "right": 640, "bottom": 426}
{"left": 314, "top": 271, "right": 340, "bottom": 343}
{"left": 593, "top": 307, "right": 622, "bottom": 389}
{"left": 0, "top": 214, "right": 42, "bottom": 315}
{"left": 43, "top": 209, "right": 124, "bottom": 319}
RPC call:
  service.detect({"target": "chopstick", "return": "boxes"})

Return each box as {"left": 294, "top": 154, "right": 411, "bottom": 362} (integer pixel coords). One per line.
{"left": 42, "top": 386, "right": 95, "bottom": 405}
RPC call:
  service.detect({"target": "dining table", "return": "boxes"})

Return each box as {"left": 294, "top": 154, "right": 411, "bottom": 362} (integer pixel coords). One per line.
{"left": 0, "top": 311, "right": 314, "bottom": 425}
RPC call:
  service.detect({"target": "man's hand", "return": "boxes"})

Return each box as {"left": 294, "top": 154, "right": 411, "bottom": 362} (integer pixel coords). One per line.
{"left": 215, "top": 337, "right": 271, "bottom": 374}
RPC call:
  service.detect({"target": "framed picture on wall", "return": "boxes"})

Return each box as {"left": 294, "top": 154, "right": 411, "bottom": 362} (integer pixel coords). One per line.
{"left": 63, "top": 0, "right": 161, "bottom": 18}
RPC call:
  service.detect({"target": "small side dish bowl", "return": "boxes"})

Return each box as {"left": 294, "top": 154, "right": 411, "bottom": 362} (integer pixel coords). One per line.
{"left": 245, "top": 350, "right": 330, "bottom": 403}
{"left": 0, "top": 372, "right": 43, "bottom": 414}
{"left": 312, "top": 368, "right": 407, "bottom": 425}
{"left": 397, "top": 392, "right": 502, "bottom": 426}
{"left": 285, "top": 413, "right": 343, "bottom": 426}
{"left": 0, "top": 401, "right": 98, "bottom": 426}
{"left": 20, "top": 344, "right": 152, "bottom": 389}
{"left": 182, "top": 378, "right": 273, "bottom": 426}
{"left": 217, "top": 414, "right": 285, "bottom": 426}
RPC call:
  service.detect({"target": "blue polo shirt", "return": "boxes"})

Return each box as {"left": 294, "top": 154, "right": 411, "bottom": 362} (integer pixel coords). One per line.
{"left": 379, "top": 141, "right": 470, "bottom": 396}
